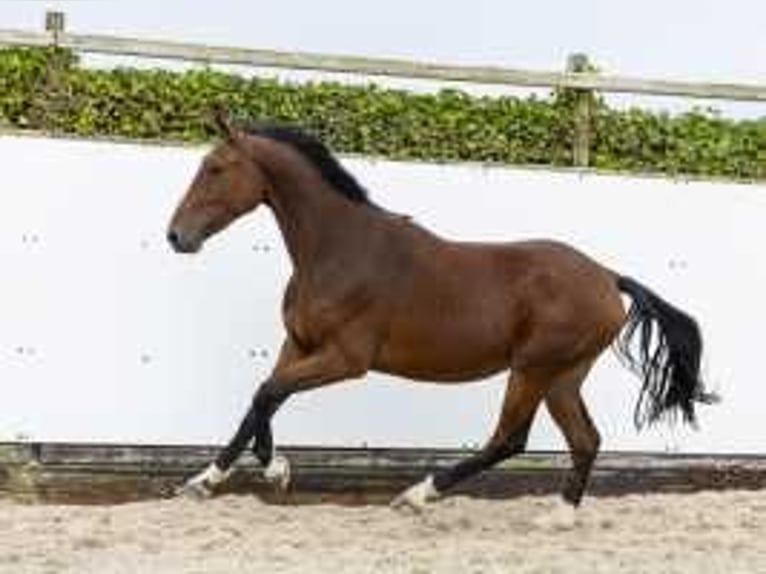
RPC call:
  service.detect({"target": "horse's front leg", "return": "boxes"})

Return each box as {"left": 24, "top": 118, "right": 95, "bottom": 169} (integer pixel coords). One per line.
{"left": 178, "top": 337, "right": 367, "bottom": 498}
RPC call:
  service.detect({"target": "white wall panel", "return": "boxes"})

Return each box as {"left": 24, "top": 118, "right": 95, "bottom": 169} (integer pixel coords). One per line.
{"left": 0, "top": 134, "right": 763, "bottom": 452}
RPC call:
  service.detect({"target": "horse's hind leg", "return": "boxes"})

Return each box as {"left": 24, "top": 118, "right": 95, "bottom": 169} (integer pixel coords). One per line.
{"left": 535, "top": 361, "right": 600, "bottom": 528}
{"left": 391, "top": 369, "right": 547, "bottom": 511}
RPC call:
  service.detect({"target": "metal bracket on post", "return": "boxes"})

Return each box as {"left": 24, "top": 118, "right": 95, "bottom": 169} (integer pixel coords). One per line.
{"left": 566, "top": 53, "right": 592, "bottom": 169}
{"left": 45, "top": 11, "right": 66, "bottom": 46}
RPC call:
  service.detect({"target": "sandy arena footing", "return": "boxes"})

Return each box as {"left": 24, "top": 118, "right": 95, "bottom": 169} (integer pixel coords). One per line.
{"left": 1, "top": 490, "right": 765, "bottom": 573}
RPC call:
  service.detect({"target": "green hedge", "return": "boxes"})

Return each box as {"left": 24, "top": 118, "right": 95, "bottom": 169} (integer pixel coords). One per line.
{"left": 0, "top": 47, "right": 763, "bottom": 180}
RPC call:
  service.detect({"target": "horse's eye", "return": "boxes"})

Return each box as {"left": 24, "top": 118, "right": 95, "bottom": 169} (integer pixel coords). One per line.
{"left": 208, "top": 164, "right": 224, "bottom": 176}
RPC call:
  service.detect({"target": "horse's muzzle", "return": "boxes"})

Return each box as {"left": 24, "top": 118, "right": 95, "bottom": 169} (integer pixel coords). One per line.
{"left": 167, "top": 229, "right": 201, "bottom": 254}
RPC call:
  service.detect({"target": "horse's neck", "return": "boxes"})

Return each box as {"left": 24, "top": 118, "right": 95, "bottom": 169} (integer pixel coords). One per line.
{"left": 268, "top": 174, "right": 374, "bottom": 272}
{"left": 248, "top": 135, "right": 384, "bottom": 273}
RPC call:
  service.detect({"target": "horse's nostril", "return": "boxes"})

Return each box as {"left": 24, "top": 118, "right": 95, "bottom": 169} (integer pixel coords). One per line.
{"left": 168, "top": 229, "right": 201, "bottom": 253}
{"left": 167, "top": 229, "right": 182, "bottom": 251}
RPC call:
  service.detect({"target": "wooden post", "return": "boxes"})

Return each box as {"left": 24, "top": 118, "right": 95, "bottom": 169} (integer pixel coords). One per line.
{"left": 45, "top": 11, "right": 65, "bottom": 46}
{"left": 566, "top": 53, "right": 592, "bottom": 168}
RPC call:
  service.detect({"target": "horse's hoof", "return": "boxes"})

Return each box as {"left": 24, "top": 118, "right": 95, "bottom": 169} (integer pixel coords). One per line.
{"left": 263, "top": 454, "right": 291, "bottom": 491}
{"left": 390, "top": 492, "right": 425, "bottom": 514}
{"left": 175, "top": 463, "right": 230, "bottom": 500}
{"left": 390, "top": 475, "right": 439, "bottom": 514}
{"left": 533, "top": 499, "right": 578, "bottom": 530}
{"left": 175, "top": 479, "right": 213, "bottom": 500}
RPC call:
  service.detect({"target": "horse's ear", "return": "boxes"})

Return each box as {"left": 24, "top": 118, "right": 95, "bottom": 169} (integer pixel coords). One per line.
{"left": 209, "top": 105, "right": 235, "bottom": 141}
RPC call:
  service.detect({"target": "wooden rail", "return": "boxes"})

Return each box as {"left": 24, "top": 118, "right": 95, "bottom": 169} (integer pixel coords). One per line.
{"left": 0, "top": 23, "right": 764, "bottom": 103}
{"left": 2, "top": 442, "right": 766, "bottom": 505}
{"left": 0, "top": 12, "right": 762, "bottom": 172}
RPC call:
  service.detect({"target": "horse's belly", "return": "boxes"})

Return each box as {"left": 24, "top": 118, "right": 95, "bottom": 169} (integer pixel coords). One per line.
{"left": 373, "top": 323, "right": 512, "bottom": 383}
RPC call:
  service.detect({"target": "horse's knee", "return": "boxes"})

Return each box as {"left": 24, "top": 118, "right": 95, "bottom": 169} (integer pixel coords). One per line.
{"left": 253, "top": 381, "right": 289, "bottom": 413}
{"left": 253, "top": 382, "right": 291, "bottom": 424}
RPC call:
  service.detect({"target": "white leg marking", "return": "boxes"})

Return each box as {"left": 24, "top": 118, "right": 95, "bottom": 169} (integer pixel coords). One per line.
{"left": 533, "top": 497, "right": 578, "bottom": 530}
{"left": 176, "top": 463, "right": 231, "bottom": 499}
{"left": 390, "top": 475, "right": 440, "bottom": 513}
{"left": 263, "top": 454, "right": 291, "bottom": 490}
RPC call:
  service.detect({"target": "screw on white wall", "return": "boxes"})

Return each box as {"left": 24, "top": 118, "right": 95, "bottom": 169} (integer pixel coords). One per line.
{"left": 15, "top": 346, "right": 37, "bottom": 357}
{"left": 247, "top": 348, "right": 270, "bottom": 359}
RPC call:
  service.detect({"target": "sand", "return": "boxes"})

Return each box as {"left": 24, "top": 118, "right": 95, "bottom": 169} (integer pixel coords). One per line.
{"left": 1, "top": 490, "right": 765, "bottom": 573}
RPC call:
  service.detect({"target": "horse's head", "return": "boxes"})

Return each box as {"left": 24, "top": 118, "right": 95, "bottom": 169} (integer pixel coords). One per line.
{"left": 167, "top": 110, "right": 271, "bottom": 253}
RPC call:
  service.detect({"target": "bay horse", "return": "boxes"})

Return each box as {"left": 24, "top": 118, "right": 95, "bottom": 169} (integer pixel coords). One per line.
{"left": 167, "top": 111, "right": 716, "bottom": 520}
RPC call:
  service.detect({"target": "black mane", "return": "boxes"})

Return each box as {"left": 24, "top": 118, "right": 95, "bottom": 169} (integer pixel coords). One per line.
{"left": 244, "top": 123, "right": 374, "bottom": 207}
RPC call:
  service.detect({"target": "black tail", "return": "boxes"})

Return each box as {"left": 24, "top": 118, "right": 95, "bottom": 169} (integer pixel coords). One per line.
{"left": 615, "top": 276, "right": 717, "bottom": 429}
